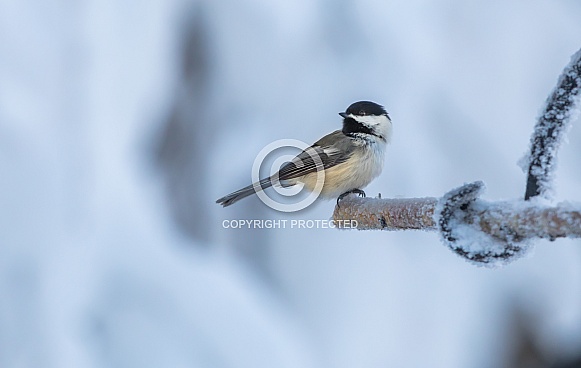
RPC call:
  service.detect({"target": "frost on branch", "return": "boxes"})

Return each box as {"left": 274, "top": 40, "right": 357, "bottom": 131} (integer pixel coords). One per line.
{"left": 333, "top": 187, "right": 581, "bottom": 267}
{"left": 524, "top": 49, "right": 581, "bottom": 200}
{"left": 333, "top": 188, "right": 581, "bottom": 240}
{"left": 436, "top": 182, "right": 529, "bottom": 267}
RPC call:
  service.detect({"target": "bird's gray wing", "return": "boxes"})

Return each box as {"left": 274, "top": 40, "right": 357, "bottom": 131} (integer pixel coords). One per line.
{"left": 276, "top": 130, "right": 353, "bottom": 181}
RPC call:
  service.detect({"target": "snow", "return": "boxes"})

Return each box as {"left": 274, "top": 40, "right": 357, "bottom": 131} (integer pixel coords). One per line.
{"left": 522, "top": 49, "right": 581, "bottom": 200}
{"left": 436, "top": 181, "right": 581, "bottom": 267}
{"left": 435, "top": 182, "right": 530, "bottom": 268}
{"left": 1, "top": 1, "right": 581, "bottom": 368}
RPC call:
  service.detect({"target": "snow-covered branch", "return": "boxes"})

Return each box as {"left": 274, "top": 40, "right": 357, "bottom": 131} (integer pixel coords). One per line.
{"left": 524, "top": 49, "right": 581, "bottom": 200}
{"left": 333, "top": 190, "right": 581, "bottom": 240}
{"left": 333, "top": 183, "right": 581, "bottom": 266}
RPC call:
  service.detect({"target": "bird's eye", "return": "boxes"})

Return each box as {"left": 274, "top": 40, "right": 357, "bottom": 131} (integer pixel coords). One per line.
{"left": 359, "top": 110, "right": 366, "bottom": 115}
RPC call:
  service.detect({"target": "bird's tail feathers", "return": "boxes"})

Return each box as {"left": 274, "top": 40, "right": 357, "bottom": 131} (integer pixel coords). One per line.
{"left": 216, "top": 178, "right": 273, "bottom": 207}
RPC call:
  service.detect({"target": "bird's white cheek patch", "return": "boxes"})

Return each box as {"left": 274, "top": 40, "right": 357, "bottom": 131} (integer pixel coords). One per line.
{"left": 351, "top": 114, "right": 390, "bottom": 127}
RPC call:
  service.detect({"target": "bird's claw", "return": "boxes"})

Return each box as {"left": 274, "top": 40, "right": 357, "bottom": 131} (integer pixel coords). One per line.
{"left": 336, "top": 189, "right": 366, "bottom": 207}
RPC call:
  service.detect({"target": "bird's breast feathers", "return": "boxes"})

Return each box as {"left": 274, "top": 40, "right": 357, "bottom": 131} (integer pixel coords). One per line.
{"left": 301, "top": 137, "right": 386, "bottom": 198}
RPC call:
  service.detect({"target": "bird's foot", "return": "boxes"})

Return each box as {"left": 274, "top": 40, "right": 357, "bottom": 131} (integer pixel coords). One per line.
{"left": 336, "top": 189, "right": 366, "bottom": 207}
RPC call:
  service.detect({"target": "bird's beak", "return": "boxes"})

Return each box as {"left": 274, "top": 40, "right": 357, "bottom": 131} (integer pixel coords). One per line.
{"left": 339, "top": 112, "right": 348, "bottom": 118}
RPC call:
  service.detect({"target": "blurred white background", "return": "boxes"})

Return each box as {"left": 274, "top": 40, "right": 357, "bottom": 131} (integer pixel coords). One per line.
{"left": 1, "top": 1, "right": 581, "bottom": 367}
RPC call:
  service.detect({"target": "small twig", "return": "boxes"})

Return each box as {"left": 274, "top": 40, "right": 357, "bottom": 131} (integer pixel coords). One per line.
{"left": 524, "top": 49, "right": 581, "bottom": 200}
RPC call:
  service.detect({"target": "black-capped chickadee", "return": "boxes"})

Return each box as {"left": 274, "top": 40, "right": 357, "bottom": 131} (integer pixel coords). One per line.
{"left": 216, "top": 101, "right": 392, "bottom": 207}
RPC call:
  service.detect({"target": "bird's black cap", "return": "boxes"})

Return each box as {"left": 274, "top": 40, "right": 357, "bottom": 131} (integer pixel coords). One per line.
{"left": 339, "top": 101, "right": 387, "bottom": 118}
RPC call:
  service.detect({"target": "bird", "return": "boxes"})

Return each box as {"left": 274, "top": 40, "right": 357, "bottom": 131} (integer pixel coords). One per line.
{"left": 216, "top": 101, "right": 392, "bottom": 207}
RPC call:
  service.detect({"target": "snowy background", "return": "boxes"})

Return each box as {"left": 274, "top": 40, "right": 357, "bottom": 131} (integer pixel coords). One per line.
{"left": 1, "top": 1, "right": 581, "bottom": 367}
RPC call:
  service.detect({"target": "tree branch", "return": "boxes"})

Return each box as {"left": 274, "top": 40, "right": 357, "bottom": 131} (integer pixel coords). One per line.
{"left": 333, "top": 194, "right": 581, "bottom": 240}
{"left": 524, "top": 49, "right": 581, "bottom": 200}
